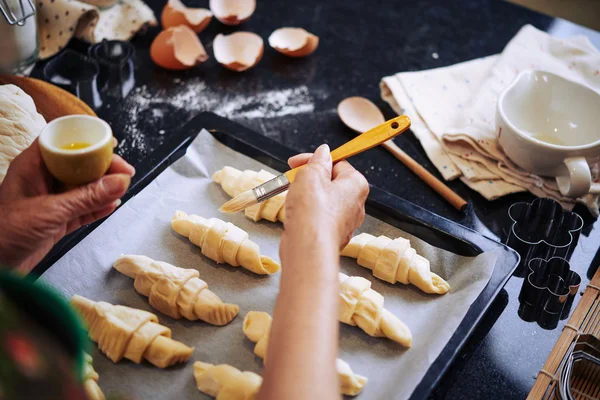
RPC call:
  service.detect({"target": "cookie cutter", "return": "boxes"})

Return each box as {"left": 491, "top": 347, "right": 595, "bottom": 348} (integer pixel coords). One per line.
{"left": 507, "top": 198, "right": 583, "bottom": 277}
{"left": 558, "top": 334, "right": 600, "bottom": 400}
{"left": 88, "top": 40, "right": 136, "bottom": 99}
{"left": 43, "top": 49, "right": 102, "bottom": 109}
{"left": 518, "top": 257, "right": 581, "bottom": 329}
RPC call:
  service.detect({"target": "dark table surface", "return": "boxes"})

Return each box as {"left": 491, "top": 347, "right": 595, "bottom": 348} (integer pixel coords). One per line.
{"left": 32, "top": 0, "right": 600, "bottom": 399}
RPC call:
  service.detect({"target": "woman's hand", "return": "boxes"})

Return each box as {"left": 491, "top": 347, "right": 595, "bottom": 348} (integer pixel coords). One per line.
{"left": 0, "top": 139, "right": 135, "bottom": 272}
{"left": 260, "top": 145, "right": 368, "bottom": 400}
{"left": 282, "top": 144, "right": 369, "bottom": 253}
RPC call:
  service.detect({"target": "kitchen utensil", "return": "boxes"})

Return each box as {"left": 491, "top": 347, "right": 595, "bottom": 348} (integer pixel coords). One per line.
{"left": 518, "top": 257, "right": 581, "bottom": 329}
{"left": 43, "top": 50, "right": 102, "bottom": 109}
{"left": 337, "top": 96, "right": 468, "bottom": 211}
{"left": 558, "top": 334, "right": 600, "bottom": 400}
{"left": 39, "top": 115, "right": 113, "bottom": 185}
{"left": 88, "top": 40, "right": 136, "bottom": 99}
{"left": 506, "top": 198, "right": 583, "bottom": 276}
{"left": 220, "top": 115, "right": 411, "bottom": 213}
{"left": 497, "top": 70, "right": 600, "bottom": 198}
{"left": 0, "top": 0, "right": 37, "bottom": 74}
{"left": 0, "top": 74, "right": 96, "bottom": 121}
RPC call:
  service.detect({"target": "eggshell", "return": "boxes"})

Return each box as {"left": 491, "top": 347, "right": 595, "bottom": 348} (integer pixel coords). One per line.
{"left": 150, "top": 26, "right": 209, "bottom": 70}
{"left": 213, "top": 32, "right": 263, "bottom": 72}
{"left": 268, "top": 27, "right": 319, "bottom": 57}
{"left": 161, "top": 0, "right": 212, "bottom": 33}
{"left": 209, "top": 0, "right": 255, "bottom": 25}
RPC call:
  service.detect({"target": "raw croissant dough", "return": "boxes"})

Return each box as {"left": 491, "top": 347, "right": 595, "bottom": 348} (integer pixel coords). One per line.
{"left": 113, "top": 255, "right": 239, "bottom": 325}
{"left": 83, "top": 353, "right": 105, "bottom": 400}
{"left": 194, "top": 361, "right": 262, "bottom": 400}
{"left": 339, "top": 272, "right": 412, "bottom": 347}
{"left": 243, "top": 311, "right": 368, "bottom": 396}
{"left": 171, "top": 211, "right": 280, "bottom": 275}
{"left": 71, "top": 295, "right": 194, "bottom": 368}
{"left": 342, "top": 233, "right": 451, "bottom": 295}
{"left": 213, "top": 166, "right": 287, "bottom": 223}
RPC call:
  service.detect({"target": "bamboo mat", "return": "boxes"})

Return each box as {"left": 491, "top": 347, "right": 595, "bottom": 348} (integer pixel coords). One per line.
{"left": 528, "top": 266, "right": 600, "bottom": 400}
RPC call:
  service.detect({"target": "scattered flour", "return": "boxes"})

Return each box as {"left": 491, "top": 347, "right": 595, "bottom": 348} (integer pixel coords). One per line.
{"left": 119, "top": 77, "right": 317, "bottom": 153}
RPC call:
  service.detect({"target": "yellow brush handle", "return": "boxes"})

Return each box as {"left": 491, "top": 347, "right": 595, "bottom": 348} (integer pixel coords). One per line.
{"left": 284, "top": 115, "right": 411, "bottom": 183}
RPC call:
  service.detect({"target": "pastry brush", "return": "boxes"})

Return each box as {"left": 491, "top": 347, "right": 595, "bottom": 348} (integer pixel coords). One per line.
{"left": 220, "top": 115, "right": 411, "bottom": 214}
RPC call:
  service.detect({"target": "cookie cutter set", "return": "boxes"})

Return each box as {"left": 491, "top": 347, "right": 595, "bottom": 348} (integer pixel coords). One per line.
{"left": 557, "top": 334, "right": 600, "bottom": 399}
{"left": 506, "top": 198, "right": 584, "bottom": 329}
{"left": 43, "top": 40, "right": 136, "bottom": 109}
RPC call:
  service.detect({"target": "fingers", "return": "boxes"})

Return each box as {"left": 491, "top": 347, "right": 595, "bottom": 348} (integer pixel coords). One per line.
{"left": 288, "top": 153, "right": 313, "bottom": 168}
{"left": 305, "top": 144, "right": 332, "bottom": 177}
{"left": 52, "top": 173, "right": 131, "bottom": 220}
{"left": 331, "top": 160, "right": 355, "bottom": 180}
{"left": 113, "top": 137, "right": 118, "bottom": 148}
{"left": 108, "top": 154, "right": 135, "bottom": 176}
{"left": 65, "top": 200, "right": 120, "bottom": 234}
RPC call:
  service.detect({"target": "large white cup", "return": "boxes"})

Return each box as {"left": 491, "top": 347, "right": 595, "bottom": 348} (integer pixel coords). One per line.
{"left": 497, "top": 70, "right": 600, "bottom": 198}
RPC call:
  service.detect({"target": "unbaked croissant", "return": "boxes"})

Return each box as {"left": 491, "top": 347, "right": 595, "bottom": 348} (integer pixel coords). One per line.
{"left": 83, "top": 353, "right": 105, "bottom": 400}
{"left": 213, "top": 166, "right": 287, "bottom": 223}
{"left": 194, "top": 361, "right": 262, "bottom": 400}
{"left": 171, "top": 211, "right": 280, "bottom": 275}
{"left": 339, "top": 273, "right": 412, "bottom": 347}
{"left": 113, "top": 255, "right": 239, "bottom": 325}
{"left": 342, "top": 233, "right": 450, "bottom": 295}
{"left": 243, "top": 311, "right": 368, "bottom": 396}
{"left": 71, "top": 295, "right": 194, "bottom": 368}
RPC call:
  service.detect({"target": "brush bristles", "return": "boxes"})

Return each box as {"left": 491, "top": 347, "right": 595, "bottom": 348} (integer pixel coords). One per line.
{"left": 220, "top": 189, "right": 258, "bottom": 213}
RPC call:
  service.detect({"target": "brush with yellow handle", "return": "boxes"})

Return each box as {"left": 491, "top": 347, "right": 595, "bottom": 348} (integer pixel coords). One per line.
{"left": 220, "top": 115, "right": 411, "bottom": 213}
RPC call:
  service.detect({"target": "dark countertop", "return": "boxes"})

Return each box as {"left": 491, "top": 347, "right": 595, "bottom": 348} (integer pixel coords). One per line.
{"left": 32, "top": 1, "right": 600, "bottom": 399}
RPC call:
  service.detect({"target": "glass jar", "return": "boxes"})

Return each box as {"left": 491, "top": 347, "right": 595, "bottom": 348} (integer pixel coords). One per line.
{"left": 0, "top": 0, "right": 38, "bottom": 74}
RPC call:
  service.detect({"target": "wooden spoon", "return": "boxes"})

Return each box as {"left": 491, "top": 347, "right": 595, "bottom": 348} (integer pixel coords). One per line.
{"left": 338, "top": 96, "right": 467, "bottom": 211}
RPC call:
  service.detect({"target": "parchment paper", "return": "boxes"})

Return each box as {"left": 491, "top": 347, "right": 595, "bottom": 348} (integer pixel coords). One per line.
{"left": 41, "top": 129, "right": 497, "bottom": 400}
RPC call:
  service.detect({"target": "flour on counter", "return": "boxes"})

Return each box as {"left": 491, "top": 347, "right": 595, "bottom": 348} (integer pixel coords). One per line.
{"left": 119, "top": 78, "right": 317, "bottom": 153}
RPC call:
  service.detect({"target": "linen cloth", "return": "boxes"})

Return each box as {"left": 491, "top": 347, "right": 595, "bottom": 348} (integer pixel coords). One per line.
{"left": 381, "top": 25, "right": 600, "bottom": 216}
{"left": 36, "top": 0, "right": 157, "bottom": 59}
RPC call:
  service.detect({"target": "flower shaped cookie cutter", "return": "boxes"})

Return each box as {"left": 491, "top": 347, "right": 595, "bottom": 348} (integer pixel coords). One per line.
{"left": 506, "top": 198, "right": 583, "bottom": 277}
{"left": 88, "top": 40, "right": 136, "bottom": 99}
{"left": 518, "top": 257, "right": 581, "bottom": 330}
{"left": 43, "top": 50, "right": 102, "bottom": 109}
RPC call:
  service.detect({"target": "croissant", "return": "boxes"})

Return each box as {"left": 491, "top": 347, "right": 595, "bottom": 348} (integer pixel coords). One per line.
{"left": 171, "top": 211, "right": 280, "bottom": 275}
{"left": 193, "top": 361, "right": 262, "bottom": 400}
{"left": 83, "top": 353, "right": 105, "bottom": 400}
{"left": 113, "top": 255, "right": 239, "bottom": 325}
{"left": 342, "top": 233, "right": 451, "bottom": 295}
{"left": 213, "top": 166, "right": 287, "bottom": 223}
{"left": 71, "top": 295, "right": 194, "bottom": 368}
{"left": 243, "top": 311, "right": 368, "bottom": 396}
{"left": 339, "top": 273, "right": 412, "bottom": 347}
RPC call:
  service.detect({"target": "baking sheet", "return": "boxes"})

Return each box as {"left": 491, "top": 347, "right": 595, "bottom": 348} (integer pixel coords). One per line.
{"left": 41, "top": 129, "right": 497, "bottom": 400}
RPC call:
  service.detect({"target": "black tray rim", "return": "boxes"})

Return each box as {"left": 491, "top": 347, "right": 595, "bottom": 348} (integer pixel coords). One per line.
{"left": 35, "top": 112, "right": 520, "bottom": 399}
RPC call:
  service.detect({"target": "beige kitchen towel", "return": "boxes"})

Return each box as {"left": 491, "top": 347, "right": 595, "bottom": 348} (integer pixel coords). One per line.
{"left": 37, "top": 0, "right": 157, "bottom": 59}
{"left": 381, "top": 24, "right": 600, "bottom": 216}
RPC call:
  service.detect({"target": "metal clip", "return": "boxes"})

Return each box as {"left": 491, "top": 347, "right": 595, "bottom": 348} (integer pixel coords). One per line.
{"left": 0, "top": 0, "right": 35, "bottom": 26}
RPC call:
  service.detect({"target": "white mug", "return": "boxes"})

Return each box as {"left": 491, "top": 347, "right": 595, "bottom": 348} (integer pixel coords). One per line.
{"left": 496, "top": 70, "right": 600, "bottom": 198}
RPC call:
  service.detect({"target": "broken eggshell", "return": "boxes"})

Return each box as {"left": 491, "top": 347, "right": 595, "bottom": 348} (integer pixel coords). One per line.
{"left": 209, "top": 0, "right": 255, "bottom": 25}
{"left": 150, "top": 26, "right": 209, "bottom": 70}
{"left": 213, "top": 32, "right": 263, "bottom": 72}
{"left": 268, "top": 27, "right": 319, "bottom": 57}
{"left": 161, "top": 0, "right": 212, "bottom": 33}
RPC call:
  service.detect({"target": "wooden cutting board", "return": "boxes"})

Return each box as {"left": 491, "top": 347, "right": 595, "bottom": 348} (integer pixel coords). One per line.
{"left": 0, "top": 75, "right": 96, "bottom": 121}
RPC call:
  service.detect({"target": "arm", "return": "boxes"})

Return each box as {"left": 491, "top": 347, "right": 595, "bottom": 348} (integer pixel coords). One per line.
{"left": 259, "top": 145, "right": 369, "bottom": 400}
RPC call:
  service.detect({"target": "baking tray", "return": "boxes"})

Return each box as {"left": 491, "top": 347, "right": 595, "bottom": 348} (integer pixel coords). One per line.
{"left": 33, "top": 112, "right": 519, "bottom": 399}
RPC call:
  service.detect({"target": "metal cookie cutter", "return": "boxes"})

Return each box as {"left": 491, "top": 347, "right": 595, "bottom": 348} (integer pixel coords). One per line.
{"left": 518, "top": 257, "right": 581, "bottom": 329}
{"left": 558, "top": 334, "right": 600, "bottom": 400}
{"left": 88, "top": 40, "right": 136, "bottom": 99}
{"left": 507, "top": 198, "right": 583, "bottom": 277}
{"left": 43, "top": 49, "right": 102, "bottom": 109}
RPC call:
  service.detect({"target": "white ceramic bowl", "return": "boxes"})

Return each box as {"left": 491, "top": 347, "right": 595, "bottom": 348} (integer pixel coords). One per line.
{"left": 497, "top": 70, "right": 600, "bottom": 198}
